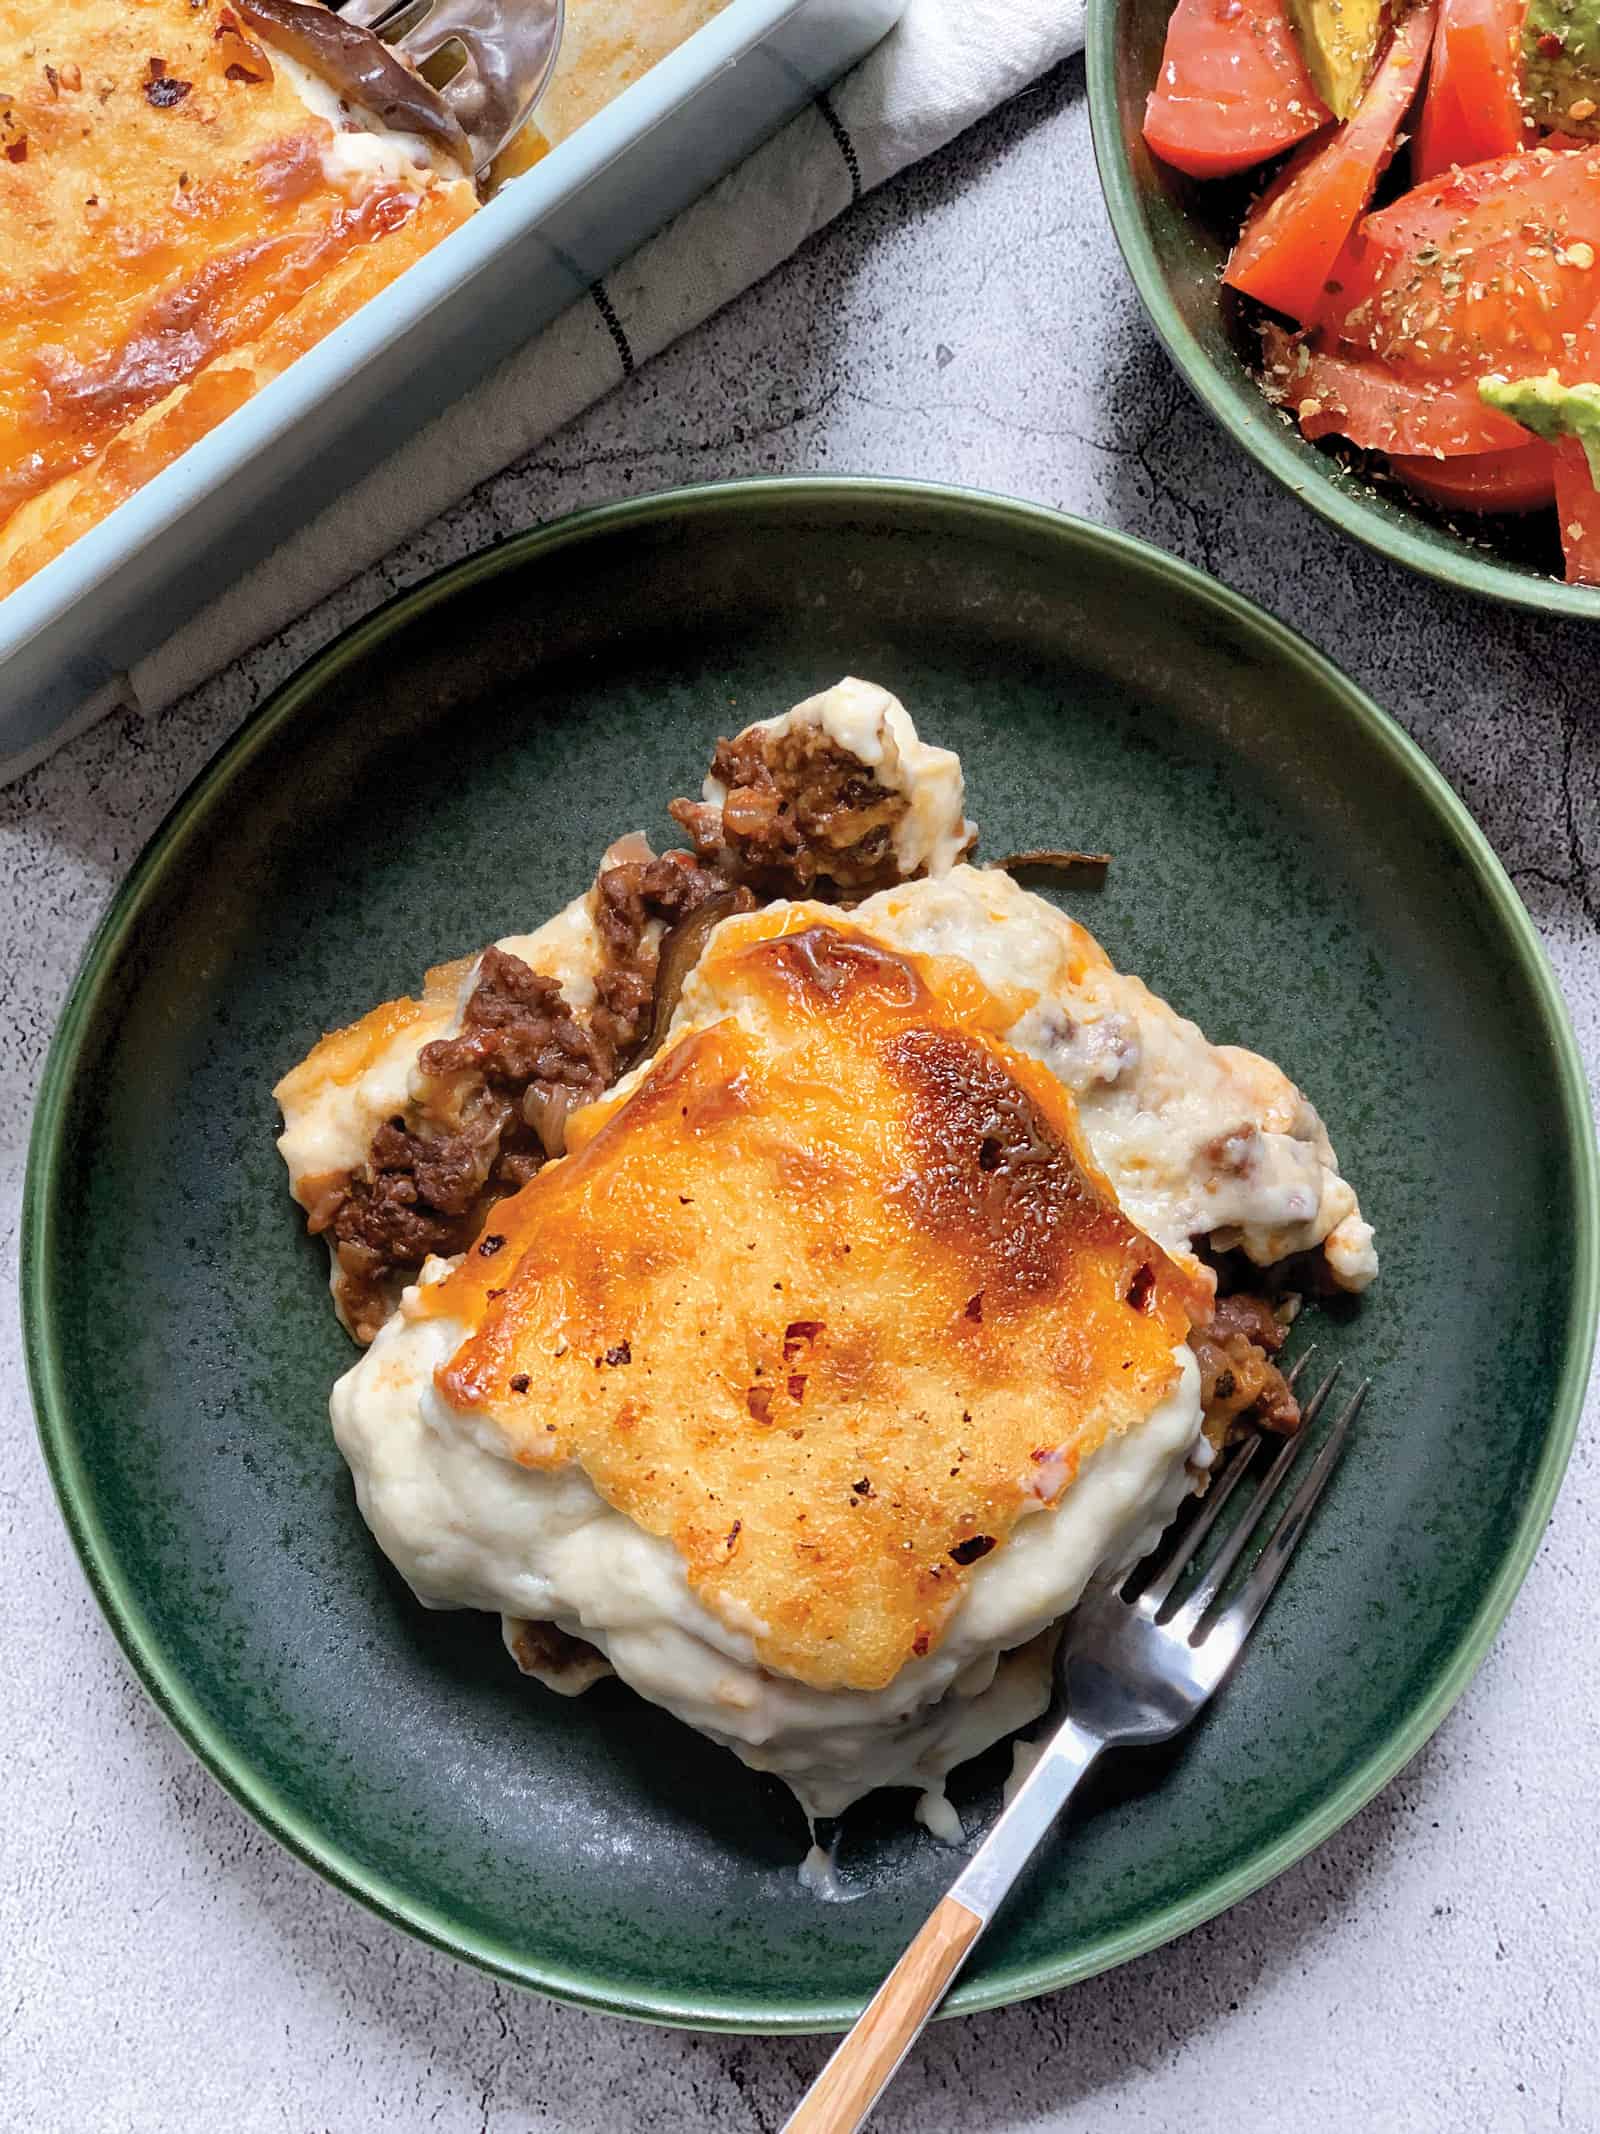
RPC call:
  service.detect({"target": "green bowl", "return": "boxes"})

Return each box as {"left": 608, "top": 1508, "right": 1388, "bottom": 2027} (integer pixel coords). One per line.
{"left": 22, "top": 479, "right": 1599, "bottom": 2030}
{"left": 1087, "top": 0, "right": 1600, "bottom": 616}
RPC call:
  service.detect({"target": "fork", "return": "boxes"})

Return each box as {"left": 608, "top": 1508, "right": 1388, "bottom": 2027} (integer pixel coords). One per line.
{"left": 337, "top": 0, "right": 565, "bottom": 177}
{"left": 783, "top": 1354, "right": 1368, "bottom": 2134}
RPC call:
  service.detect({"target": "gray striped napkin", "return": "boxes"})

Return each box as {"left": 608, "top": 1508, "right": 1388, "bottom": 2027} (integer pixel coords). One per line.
{"left": 116, "top": 0, "right": 1086, "bottom": 724}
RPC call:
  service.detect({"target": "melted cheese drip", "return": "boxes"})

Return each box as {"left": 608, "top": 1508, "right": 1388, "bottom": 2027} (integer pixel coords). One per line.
{"left": 270, "top": 47, "right": 462, "bottom": 189}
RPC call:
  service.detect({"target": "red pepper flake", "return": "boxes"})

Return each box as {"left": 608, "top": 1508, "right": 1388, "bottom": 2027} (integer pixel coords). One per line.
{"left": 782, "top": 1318, "right": 823, "bottom": 1362}
{"left": 508, "top": 1372, "right": 530, "bottom": 1394}
{"left": 724, "top": 1519, "right": 742, "bottom": 1550}
{"left": 787, "top": 1374, "right": 806, "bottom": 1403}
{"left": 911, "top": 1628, "right": 931, "bottom": 1657}
{"left": 477, "top": 1234, "right": 505, "bottom": 1258}
{"left": 1539, "top": 29, "right": 1565, "bottom": 54}
{"left": 746, "top": 1384, "right": 773, "bottom": 1425}
{"left": 4, "top": 138, "right": 26, "bottom": 163}
{"left": 851, "top": 1477, "right": 873, "bottom": 1497}
{"left": 602, "top": 1341, "right": 631, "bottom": 1367}
{"left": 949, "top": 1534, "right": 997, "bottom": 1566}
{"left": 964, "top": 1291, "right": 983, "bottom": 1323}
{"left": 44, "top": 65, "right": 59, "bottom": 96}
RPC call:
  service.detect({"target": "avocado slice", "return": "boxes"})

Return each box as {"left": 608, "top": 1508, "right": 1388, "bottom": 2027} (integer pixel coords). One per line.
{"left": 1525, "top": 0, "right": 1600, "bottom": 139}
{"left": 1286, "top": 0, "right": 1387, "bottom": 118}
{"left": 1480, "top": 370, "right": 1600, "bottom": 482}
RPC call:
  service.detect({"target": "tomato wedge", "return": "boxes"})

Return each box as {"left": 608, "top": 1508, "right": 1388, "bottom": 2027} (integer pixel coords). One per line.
{"left": 1279, "top": 145, "right": 1600, "bottom": 455}
{"left": 1261, "top": 321, "right": 1532, "bottom": 451}
{"left": 1143, "top": 0, "right": 1330, "bottom": 180}
{"left": 1554, "top": 438, "right": 1600, "bottom": 582}
{"left": 1412, "top": 0, "right": 1525, "bottom": 182}
{"left": 1225, "top": 3, "right": 1436, "bottom": 323}
{"left": 1326, "top": 145, "right": 1600, "bottom": 378}
{"left": 1388, "top": 440, "right": 1557, "bottom": 510}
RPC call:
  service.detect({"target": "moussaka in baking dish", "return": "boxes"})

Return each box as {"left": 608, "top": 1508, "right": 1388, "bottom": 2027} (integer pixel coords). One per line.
{"left": 0, "top": 0, "right": 731, "bottom": 599}
{"left": 0, "top": 0, "right": 477, "bottom": 597}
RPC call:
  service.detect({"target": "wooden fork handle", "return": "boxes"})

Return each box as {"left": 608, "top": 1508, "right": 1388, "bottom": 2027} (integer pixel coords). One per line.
{"left": 783, "top": 1895, "right": 986, "bottom": 2134}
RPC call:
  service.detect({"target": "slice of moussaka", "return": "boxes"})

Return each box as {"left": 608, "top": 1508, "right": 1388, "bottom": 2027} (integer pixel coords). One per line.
{"left": 282, "top": 683, "right": 1376, "bottom": 1826}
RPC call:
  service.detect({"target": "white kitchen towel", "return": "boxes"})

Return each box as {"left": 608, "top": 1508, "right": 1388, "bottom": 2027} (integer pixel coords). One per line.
{"left": 127, "top": 0, "right": 1086, "bottom": 717}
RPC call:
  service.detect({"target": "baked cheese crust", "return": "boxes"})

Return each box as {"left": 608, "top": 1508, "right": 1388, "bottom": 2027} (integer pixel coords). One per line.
{"left": 423, "top": 910, "right": 1201, "bottom": 1694}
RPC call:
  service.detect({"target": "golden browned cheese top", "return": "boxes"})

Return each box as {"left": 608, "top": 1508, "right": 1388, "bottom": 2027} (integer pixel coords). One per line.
{"left": 428, "top": 912, "right": 1198, "bottom": 1693}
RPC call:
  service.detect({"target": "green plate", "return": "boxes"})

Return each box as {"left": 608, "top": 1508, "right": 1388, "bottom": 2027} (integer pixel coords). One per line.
{"left": 1087, "top": 0, "right": 1600, "bottom": 617}
{"left": 23, "top": 480, "right": 1598, "bottom": 2031}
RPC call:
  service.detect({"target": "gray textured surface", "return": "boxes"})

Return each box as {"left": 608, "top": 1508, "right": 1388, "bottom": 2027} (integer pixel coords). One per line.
{"left": 3, "top": 56, "right": 1598, "bottom": 2134}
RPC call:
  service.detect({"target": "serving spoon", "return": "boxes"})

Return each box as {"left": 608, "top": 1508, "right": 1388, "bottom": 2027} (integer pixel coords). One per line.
{"left": 239, "top": 0, "right": 564, "bottom": 180}
{"left": 342, "top": 0, "right": 564, "bottom": 175}
{"left": 783, "top": 1355, "right": 1368, "bottom": 2133}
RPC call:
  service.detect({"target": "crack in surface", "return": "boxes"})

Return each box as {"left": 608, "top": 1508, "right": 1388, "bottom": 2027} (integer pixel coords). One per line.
{"left": 1552, "top": 698, "right": 1600, "bottom": 931}
{"left": 493, "top": 384, "right": 845, "bottom": 486}
{"left": 1131, "top": 376, "right": 1220, "bottom": 575}
{"left": 846, "top": 382, "right": 1151, "bottom": 459}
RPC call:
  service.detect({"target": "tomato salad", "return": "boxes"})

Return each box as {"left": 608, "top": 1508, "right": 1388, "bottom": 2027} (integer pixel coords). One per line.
{"left": 1144, "top": 0, "right": 1600, "bottom": 583}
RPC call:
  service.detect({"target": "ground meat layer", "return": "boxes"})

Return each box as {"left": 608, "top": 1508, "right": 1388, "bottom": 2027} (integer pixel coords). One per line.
{"left": 319, "top": 851, "right": 738, "bottom": 1342}
{"left": 503, "top": 1617, "right": 613, "bottom": 1696}
{"left": 1191, "top": 1291, "right": 1300, "bottom": 1453}
{"left": 669, "top": 725, "right": 919, "bottom": 896}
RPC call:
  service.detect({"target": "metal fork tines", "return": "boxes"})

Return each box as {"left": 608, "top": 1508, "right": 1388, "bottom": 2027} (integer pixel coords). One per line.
{"left": 1137, "top": 1352, "right": 1347, "bottom": 1631}
{"left": 1083, "top": 1355, "right": 1370, "bottom": 1717}
{"left": 339, "top": 0, "right": 565, "bottom": 176}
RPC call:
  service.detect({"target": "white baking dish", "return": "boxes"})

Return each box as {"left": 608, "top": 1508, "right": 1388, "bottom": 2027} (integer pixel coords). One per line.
{"left": 0, "top": 0, "right": 905, "bottom": 773}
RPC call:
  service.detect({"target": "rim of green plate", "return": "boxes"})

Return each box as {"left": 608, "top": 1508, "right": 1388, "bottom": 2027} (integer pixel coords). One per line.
{"left": 1085, "top": 5, "right": 1600, "bottom": 619}
{"left": 22, "top": 477, "right": 1600, "bottom": 2031}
